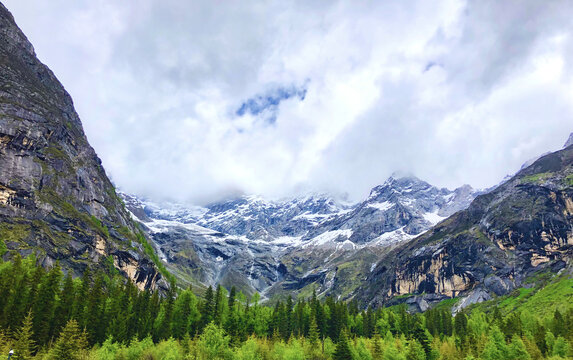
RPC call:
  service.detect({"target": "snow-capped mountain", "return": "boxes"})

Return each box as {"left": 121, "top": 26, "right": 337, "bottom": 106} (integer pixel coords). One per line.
{"left": 197, "top": 194, "right": 351, "bottom": 240}
{"left": 121, "top": 174, "right": 480, "bottom": 300}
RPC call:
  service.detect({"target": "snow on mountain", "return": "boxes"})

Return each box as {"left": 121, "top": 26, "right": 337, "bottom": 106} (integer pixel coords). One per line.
{"left": 120, "top": 174, "right": 480, "bottom": 299}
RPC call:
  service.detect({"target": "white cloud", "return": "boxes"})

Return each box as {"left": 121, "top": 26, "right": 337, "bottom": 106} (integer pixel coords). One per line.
{"left": 4, "top": 0, "right": 573, "bottom": 203}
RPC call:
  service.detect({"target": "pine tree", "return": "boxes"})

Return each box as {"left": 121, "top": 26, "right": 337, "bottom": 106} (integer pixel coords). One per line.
{"left": 14, "top": 311, "right": 36, "bottom": 360}
{"left": 201, "top": 285, "right": 214, "bottom": 328}
{"left": 228, "top": 286, "right": 236, "bottom": 309}
{"left": 508, "top": 335, "right": 530, "bottom": 360}
{"left": 534, "top": 324, "right": 547, "bottom": 355}
{"left": 49, "top": 319, "right": 88, "bottom": 360}
{"left": 308, "top": 315, "right": 320, "bottom": 346}
{"left": 552, "top": 336, "right": 570, "bottom": 358}
{"left": 372, "top": 332, "right": 383, "bottom": 360}
{"left": 552, "top": 309, "right": 566, "bottom": 338}
{"left": 54, "top": 272, "right": 75, "bottom": 334}
{"left": 214, "top": 284, "right": 222, "bottom": 325}
{"left": 72, "top": 267, "right": 90, "bottom": 327}
{"left": 84, "top": 273, "right": 105, "bottom": 344}
{"left": 333, "top": 329, "right": 352, "bottom": 360}
{"left": 172, "top": 289, "right": 196, "bottom": 338}
{"left": 32, "top": 262, "right": 62, "bottom": 345}
{"left": 406, "top": 339, "right": 426, "bottom": 360}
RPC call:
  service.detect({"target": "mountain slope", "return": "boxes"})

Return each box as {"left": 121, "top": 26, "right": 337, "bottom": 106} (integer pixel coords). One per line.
{"left": 359, "top": 144, "right": 573, "bottom": 310}
{"left": 0, "top": 3, "right": 166, "bottom": 290}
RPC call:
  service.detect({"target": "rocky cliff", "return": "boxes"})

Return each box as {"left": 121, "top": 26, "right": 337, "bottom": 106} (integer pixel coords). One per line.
{"left": 359, "top": 144, "right": 573, "bottom": 310}
{"left": 0, "top": 3, "right": 166, "bottom": 290}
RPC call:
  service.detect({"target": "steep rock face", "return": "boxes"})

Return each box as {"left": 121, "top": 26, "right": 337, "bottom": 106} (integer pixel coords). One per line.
{"left": 360, "top": 146, "right": 573, "bottom": 309}
{"left": 0, "top": 3, "right": 165, "bottom": 290}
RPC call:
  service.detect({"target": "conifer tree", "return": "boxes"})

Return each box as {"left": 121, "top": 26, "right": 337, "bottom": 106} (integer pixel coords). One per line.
{"left": 201, "top": 285, "right": 214, "bottom": 328}
{"left": 406, "top": 339, "right": 426, "bottom": 360}
{"left": 308, "top": 315, "right": 320, "bottom": 346}
{"left": 508, "top": 335, "right": 530, "bottom": 360}
{"left": 72, "top": 267, "right": 90, "bottom": 327}
{"left": 333, "top": 329, "right": 352, "bottom": 360}
{"left": 552, "top": 336, "right": 569, "bottom": 358}
{"left": 85, "top": 273, "right": 105, "bottom": 344}
{"left": 54, "top": 272, "right": 75, "bottom": 333}
{"left": 32, "top": 262, "right": 62, "bottom": 345}
{"left": 14, "top": 311, "right": 36, "bottom": 360}
{"left": 372, "top": 332, "right": 383, "bottom": 360}
{"left": 49, "top": 319, "right": 88, "bottom": 360}
{"left": 228, "top": 286, "right": 236, "bottom": 309}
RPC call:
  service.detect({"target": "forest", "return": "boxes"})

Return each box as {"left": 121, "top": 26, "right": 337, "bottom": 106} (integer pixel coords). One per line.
{"left": 0, "top": 254, "right": 572, "bottom": 360}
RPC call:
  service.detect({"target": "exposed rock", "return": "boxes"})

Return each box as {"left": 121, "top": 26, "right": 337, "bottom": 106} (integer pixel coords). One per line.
{"left": 0, "top": 3, "right": 166, "bottom": 290}
{"left": 359, "top": 146, "right": 573, "bottom": 308}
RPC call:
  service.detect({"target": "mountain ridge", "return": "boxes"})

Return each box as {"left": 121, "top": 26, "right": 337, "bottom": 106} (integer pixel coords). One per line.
{"left": 0, "top": 3, "right": 167, "bottom": 290}
{"left": 123, "top": 174, "right": 480, "bottom": 299}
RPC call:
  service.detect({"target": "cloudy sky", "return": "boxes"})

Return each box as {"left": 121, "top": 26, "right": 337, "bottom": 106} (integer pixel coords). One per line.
{"left": 4, "top": 0, "right": 573, "bottom": 204}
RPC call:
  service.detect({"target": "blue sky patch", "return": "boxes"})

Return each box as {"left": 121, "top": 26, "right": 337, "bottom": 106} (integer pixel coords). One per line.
{"left": 236, "top": 84, "right": 308, "bottom": 124}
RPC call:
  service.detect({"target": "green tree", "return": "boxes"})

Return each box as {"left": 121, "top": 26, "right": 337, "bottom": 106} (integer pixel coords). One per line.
{"left": 196, "top": 322, "right": 232, "bottom": 360}
{"left": 308, "top": 315, "right": 320, "bottom": 346}
{"left": 53, "top": 272, "right": 75, "bottom": 334}
{"left": 49, "top": 319, "right": 88, "bottom": 360}
{"left": 383, "top": 342, "right": 406, "bottom": 360}
{"left": 552, "top": 336, "right": 570, "bottom": 358}
{"left": 13, "top": 311, "right": 36, "bottom": 360}
{"left": 480, "top": 326, "right": 507, "bottom": 360}
{"left": 372, "top": 332, "right": 383, "bottom": 360}
{"left": 32, "top": 262, "right": 62, "bottom": 345}
{"left": 333, "top": 329, "right": 352, "bottom": 360}
{"left": 507, "top": 335, "right": 530, "bottom": 360}
{"left": 406, "top": 339, "right": 426, "bottom": 360}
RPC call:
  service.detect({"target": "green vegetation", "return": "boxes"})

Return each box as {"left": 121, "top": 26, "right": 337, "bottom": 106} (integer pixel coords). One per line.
{"left": 470, "top": 274, "right": 573, "bottom": 319}
{"left": 0, "top": 238, "right": 6, "bottom": 256}
{"left": 0, "top": 222, "right": 29, "bottom": 243}
{"left": 521, "top": 172, "right": 553, "bottom": 184}
{"left": 0, "top": 254, "right": 572, "bottom": 359}
{"left": 565, "top": 174, "right": 573, "bottom": 186}
{"left": 42, "top": 146, "right": 68, "bottom": 161}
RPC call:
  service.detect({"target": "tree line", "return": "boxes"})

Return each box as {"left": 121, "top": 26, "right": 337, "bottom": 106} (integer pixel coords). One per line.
{"left": 0, "top": 254, "right": 572, "bottom": 359}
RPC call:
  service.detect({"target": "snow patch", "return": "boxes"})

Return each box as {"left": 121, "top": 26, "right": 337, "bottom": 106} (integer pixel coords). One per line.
{"left": 372, "top": 227, "right": 415, "bottom": 246}
{"left": 303, "top": 229, "right": 353, "bottom": 248}
{"left": 423, "top": 211, "right": 446, "bottom": 225}
{"left": 367, "top": 201, "right": 394, "bottom": 211}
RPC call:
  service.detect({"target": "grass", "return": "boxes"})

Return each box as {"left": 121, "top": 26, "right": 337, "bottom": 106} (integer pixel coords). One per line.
{"left": 565, "top": 174, "right": 573, "bottom": 186}
{"left": 469, "top": 273, "right": 573, "bottom": 318}
{"left": 433, "top": 297, "right": 460, "bottom": 311}
{"left": 521, "top": 172, "right": 553, "bottom": 184}
{"left": 498, "top": 287, "right": 535, "bottom": 311}
{"left": 513, "top": 276, "right": 573, "bottom": 317}
{"left": 0, "top": 238, "right": 6, "bottom": 256}
{"left": 0, "top": 222, "right": 30, "bottom": 243}
{"left": 43, "top": 146, "right": 68, "bottom": 160}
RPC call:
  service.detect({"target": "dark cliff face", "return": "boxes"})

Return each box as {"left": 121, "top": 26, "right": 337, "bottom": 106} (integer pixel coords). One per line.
{"left": 0, "top": 3, "right": 165, "bottom": 290}
{"left": 360, "top": 146, "right": 573, "bottom": 308}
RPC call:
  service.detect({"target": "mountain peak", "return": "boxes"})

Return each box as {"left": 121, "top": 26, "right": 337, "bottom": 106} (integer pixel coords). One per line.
{"left": 564, "top": 132, "right": 573, "bottom": 149}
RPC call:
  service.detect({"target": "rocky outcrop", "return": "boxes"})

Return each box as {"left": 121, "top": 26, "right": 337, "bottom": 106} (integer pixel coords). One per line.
{"left": 0, "top": 3, "right": 166, "bottom": 290}
{"left": 359, "top": 146, "right": 573, "bottom": 309}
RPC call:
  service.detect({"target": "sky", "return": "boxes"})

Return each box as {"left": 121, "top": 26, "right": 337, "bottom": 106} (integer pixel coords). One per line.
{"left": 4, "top": 0, "right": 573, "bottom": 204}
